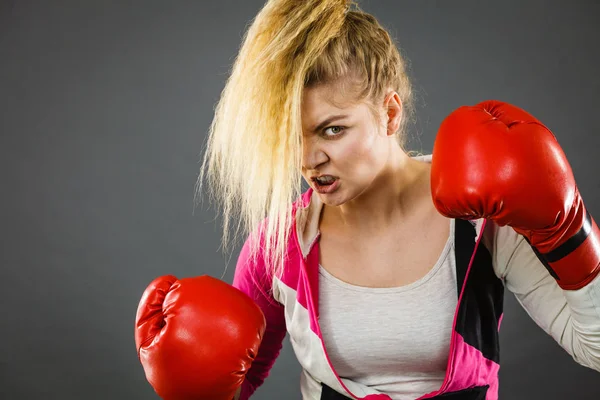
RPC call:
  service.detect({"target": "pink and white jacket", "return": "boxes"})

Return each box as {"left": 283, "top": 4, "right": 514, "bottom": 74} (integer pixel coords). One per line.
{"left": 233, "top": 184, "right": 600, "bottom": 400}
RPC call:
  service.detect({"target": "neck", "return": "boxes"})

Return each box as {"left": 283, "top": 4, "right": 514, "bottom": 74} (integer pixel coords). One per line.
{"left": 325, "top": 147, "right": 428, "bottom": 233}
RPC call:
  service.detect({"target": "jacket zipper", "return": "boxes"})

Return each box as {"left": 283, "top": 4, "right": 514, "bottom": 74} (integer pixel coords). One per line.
{"left": 425, "top": 219, "right": 488, "bottom": 396}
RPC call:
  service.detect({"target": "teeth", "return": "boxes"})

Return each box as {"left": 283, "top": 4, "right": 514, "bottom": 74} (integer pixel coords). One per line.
{"left": 316, "top": 176, "right": 335, "bottom": 184}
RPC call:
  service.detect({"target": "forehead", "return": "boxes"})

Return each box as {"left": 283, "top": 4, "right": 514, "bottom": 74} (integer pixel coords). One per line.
{"left": 301, "top": 80, "right": 365, "bottom": 120}
{"left": 303, "top": 78, "right": 358, "bottom": 105}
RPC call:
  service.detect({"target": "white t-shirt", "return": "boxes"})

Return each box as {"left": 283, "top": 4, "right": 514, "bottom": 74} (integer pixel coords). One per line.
{"left": 318, "top": 219, "right": 456, "bottom": 399}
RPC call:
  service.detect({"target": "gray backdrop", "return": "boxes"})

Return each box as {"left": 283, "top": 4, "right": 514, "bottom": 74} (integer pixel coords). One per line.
{"left": 2, "top": 0, "right": 600, "bottom": 399}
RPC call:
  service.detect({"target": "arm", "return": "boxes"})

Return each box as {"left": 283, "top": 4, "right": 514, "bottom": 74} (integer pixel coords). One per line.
{"left": 232, "top": 234, "right": 288, "bottom": 399}
{"left": 430, "top": 99, "right": 600, "bottom": 371}
{"left": 484, "top": 221, "right": 600, "bottom": 371}
{"left": 233, "top": 386, "right": 242, "bottom": 400}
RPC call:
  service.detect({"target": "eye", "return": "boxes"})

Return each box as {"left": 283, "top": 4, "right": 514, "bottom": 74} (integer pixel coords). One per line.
{"left": 322, "top": 126, "right": 345, "bottom": 137}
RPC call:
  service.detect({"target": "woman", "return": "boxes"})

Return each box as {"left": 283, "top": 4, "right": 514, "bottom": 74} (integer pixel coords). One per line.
{"left": 134, "top": 1, "right": 600, "bottom": 399}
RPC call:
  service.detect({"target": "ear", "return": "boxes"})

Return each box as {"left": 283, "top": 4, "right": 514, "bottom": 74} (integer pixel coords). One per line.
{"left": 383, "top": 91, "right": 403, "bottom": 137}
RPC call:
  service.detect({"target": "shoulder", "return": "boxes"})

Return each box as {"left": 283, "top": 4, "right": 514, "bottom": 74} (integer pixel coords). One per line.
{"left": 233, "top": 189, "right": 311, "bottom": 291}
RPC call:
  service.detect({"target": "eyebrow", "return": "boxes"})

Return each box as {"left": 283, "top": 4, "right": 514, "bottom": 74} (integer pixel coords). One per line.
{"left": 310, "top": 114, "right": 350, "bottom": 133}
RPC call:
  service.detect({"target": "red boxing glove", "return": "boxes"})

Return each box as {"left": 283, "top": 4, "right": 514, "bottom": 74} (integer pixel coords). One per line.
{"left": 431, "top": 100, "right": 600, "bottom": 290}
{"left": 135, "top": 275, "right": 266, "bottom": 400}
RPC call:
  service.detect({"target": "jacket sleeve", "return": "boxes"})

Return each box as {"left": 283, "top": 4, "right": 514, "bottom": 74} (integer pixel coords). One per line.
{"left": 484, "top": 220, "right": 600, "bottom": 372}
{"left": 232, "top": 234, "right": 288, "bottom": 399}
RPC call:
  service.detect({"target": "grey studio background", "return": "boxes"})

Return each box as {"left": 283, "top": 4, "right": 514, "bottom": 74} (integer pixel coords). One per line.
{"left": 1, "top": 0, "right": 600, "bottom": 399}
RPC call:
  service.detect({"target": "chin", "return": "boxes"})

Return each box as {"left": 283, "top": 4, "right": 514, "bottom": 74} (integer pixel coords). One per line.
{"left": 317, "top": 194, "right": 346, "bottom": 207}
{"left": 314, "top": 186, "right": 357, "bottom": 207}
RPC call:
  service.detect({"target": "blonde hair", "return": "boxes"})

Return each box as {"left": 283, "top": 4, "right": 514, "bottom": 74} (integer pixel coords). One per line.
{"left": 197, "top": 0, "right": 414, "bottom": 278}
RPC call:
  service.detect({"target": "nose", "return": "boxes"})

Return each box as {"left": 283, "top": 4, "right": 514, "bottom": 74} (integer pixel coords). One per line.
{"left": 302, "top": 137, "right": 328, "bottom": 171}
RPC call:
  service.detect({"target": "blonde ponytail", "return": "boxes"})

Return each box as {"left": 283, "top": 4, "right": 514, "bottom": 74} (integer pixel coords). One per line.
{"left": 197, "top": 0, "right": 414, "bottom": 278}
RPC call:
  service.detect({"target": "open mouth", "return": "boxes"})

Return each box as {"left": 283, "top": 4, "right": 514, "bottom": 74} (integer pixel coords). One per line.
{"left": 313, "top": 176, "right": 336, "bottom": 186}
{"left": 311, "top": 175, "right": 339, "bottom": 193}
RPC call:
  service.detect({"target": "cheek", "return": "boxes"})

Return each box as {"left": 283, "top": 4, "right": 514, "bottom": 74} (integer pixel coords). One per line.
{"left": 337, "top": 133, "right": 381, "bottom": 175}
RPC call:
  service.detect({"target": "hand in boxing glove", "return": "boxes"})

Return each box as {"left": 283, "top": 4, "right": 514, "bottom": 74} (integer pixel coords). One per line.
{"left": 134, "top": 275, "right": 266, "bottom": 400}
{"left": 431, "top": 100, "right": 600, "bottom": 290}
